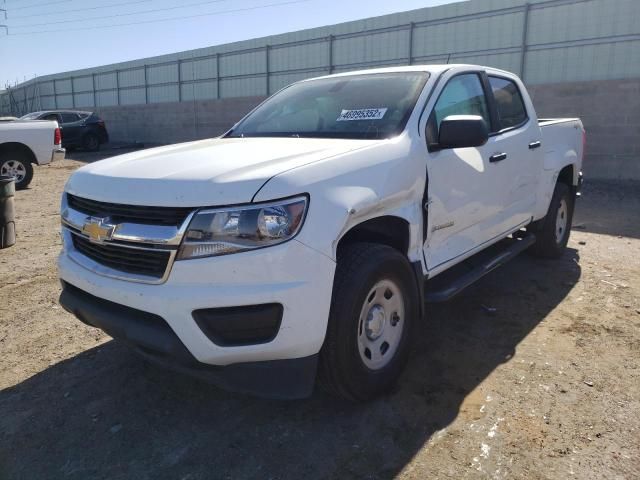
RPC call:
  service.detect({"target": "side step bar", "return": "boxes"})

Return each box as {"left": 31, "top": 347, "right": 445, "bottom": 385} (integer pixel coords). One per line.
{"left": 425, "top": 233, "right": 536, "bottom": 303}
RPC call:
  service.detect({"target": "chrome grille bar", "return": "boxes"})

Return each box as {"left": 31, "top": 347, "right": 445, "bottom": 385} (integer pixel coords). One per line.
{"left": 61, "top": 194, "right": 196, "bottom": 284}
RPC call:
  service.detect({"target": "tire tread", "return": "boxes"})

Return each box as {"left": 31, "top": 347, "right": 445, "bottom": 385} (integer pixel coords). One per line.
{"left": 318, "top": 242, "right": 416, "bottom": 401}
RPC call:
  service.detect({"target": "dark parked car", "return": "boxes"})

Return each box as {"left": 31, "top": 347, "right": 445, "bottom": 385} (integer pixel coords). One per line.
{"left": 21, "top": 110, "right": 109, "bottom": 151}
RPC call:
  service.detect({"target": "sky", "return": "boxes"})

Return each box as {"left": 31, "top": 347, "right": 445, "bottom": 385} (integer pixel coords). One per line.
{"left": 0, "top": 0, "right": 456, "bottom": 88}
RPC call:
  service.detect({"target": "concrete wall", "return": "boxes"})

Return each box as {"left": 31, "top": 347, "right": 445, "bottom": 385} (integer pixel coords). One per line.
{"left": 97, "top": 78, "right": 640, "bottom": 181}
{"left": 529, "top": 78, "right": 640, "bottom": 180}
{"left": 96, "top": 96, "right": 265, "bottom": 145}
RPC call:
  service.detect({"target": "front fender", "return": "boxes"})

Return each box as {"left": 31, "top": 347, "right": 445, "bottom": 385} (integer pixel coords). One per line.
{"left": 253, "top": 136, "right": 426, "bottom": 265}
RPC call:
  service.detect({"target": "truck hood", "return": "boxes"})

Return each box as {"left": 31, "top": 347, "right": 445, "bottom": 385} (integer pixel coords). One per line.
{"left": 65, "top": 137, "right": 378, "bottom": 206}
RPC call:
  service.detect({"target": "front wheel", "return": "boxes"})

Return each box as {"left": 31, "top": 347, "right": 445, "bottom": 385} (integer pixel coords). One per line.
{"left": 0, "top": 154, "right": 34, "bottom": 190}
{"left": 529, "top": 182, "right": 574, "bottom": 258}
{"left": 319, "top": 243, "right": 419, "bottom": 401}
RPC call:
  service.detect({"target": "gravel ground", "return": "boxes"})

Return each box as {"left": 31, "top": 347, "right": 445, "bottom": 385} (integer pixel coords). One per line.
{"left": 1, "top": 154, "right": 639, "bottom": 480}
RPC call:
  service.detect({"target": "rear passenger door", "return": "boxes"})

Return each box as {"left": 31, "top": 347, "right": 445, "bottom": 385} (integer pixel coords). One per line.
{"left": 486, "top": 74, "right": 540, "bottom": 228}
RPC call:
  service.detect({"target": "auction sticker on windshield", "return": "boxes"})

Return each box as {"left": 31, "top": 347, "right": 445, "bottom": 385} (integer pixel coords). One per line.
{"left": 336, "top": 108, "right": 388, "bottom": 121}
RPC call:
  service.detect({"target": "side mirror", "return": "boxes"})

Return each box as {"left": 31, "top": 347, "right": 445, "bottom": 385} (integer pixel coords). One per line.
{"left": 437, "top": 115, "right": 489, "bottom": 149}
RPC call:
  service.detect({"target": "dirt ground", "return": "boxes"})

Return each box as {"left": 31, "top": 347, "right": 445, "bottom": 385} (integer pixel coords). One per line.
{"left": 1, "top": 151, "right": 639, "bottom": 480}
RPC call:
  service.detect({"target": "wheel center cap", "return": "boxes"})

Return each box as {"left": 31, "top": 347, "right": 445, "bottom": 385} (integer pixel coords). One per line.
{"left": 365, "top": 305, "right": 386, "bottom": 340}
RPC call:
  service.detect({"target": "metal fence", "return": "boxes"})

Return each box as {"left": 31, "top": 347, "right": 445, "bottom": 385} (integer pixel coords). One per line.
{"left": 2, "top": 0, "right": 640, "bottom": 116}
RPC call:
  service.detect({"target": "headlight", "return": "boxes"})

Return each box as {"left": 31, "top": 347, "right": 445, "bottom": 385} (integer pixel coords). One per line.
{"left": 178, "top": 196, "right": 308, "bottom": 259}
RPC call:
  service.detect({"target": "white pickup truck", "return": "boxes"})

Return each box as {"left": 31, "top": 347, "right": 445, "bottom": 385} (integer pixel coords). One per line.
{"left": 0, "top": 119, "right": 65, "bottom": 189}
{"left": 58, "top": 65, "right": 584, "bottom": 400}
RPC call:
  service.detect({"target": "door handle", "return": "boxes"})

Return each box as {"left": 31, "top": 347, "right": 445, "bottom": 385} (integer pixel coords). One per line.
{"left": 528, "top": 141, "right": 542, "bottom": 149}
{"left": 489, "top": 152, "right": 507, "bottom": 163}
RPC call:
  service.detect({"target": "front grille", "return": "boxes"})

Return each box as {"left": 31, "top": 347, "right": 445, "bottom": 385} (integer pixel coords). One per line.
{"left": 72, "top": 234, "right": 171, "bottom": 278}
{"left": 67, "top": 194, "right": 193, "bottom": 226}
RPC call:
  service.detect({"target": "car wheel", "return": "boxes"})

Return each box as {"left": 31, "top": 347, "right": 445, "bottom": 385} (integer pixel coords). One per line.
{"left": 82, "top": 133, "right": 100, "bottom": 152}
{"left": 0, "top": 153, "right": 34, "bottom": 190}
{"left": 529, "top": 182, "right": 574, "bottom": 258}
{"left": 318, "top": 242, "right": 418, "bottom": 401}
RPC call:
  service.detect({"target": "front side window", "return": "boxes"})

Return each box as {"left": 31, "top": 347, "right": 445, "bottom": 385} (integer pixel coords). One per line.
{"left": 432, "top": 74, "right": 490, "bottom": 128}
{"left": 227, "top": 72, "right": 429, "bottom": 140}
{"left": 426, "top": 73, "right": 490, "bottom": 146}
{"left": 488, "top": 76, "right": 528, "bottom": 129}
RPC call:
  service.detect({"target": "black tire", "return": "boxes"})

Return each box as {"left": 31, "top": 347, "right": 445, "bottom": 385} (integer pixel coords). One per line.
{"left": 318, "top": 242, "right": 419, "bottom": 401}
{"left": 529, "top": 182, "right": 574, "bottom": 258}
{"left": 0, "top": 152, "right": 34, "bottom": 190}
{"left": 82, "top": 133, "right": 100, "bottom": 152}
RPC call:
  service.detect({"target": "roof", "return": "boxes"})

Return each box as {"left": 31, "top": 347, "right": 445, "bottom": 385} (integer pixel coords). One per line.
{"left": 302, "top": 64, "right": 517, "bottom": 82}
{"left": 22, "top": 110, "right": 94, "bottom": 117}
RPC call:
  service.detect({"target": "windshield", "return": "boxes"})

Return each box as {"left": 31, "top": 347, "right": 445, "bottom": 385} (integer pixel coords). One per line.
{"left": 20, "top": 112, "right": 42, "bottom": 120}
{"left": 227, "top": 72, "right": 429, "bottom": 140}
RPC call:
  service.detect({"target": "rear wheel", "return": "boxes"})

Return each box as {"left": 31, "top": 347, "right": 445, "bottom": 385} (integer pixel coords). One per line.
{"left": 319, "top": 243, "right": 418, "bottom": 401}
{"left": 0, "top": 153, "right": 33, "bottom": 190}
{"left": 529, "top": 182, "right": 574, "bottom": 258}
{"left": 82, "top": 133, "right": 100, "bottom": 152}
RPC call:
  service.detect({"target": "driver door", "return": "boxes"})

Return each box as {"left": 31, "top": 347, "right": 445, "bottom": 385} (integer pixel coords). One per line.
{"left": 423, "top": 72, "right": 508, "bottom": 272}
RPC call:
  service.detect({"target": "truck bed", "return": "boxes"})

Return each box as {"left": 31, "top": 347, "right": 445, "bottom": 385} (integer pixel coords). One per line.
{"left": 538, "top": 118, "right": 580, "bottom": 127}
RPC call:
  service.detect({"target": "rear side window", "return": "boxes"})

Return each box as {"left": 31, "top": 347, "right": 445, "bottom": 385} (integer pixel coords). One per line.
{"left": 488, "top": 76, "right": 528, "bottom": 130}
{"left": 61, "top": 113, "right": 80, "bottom": 123}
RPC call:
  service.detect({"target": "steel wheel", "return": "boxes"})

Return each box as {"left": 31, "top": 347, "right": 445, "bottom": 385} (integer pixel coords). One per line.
{"left": 319, "top": 242, "right": 418, "bottom": 400}
{"left": 1, "top": 159, "right": 26, "bottom": 184}
{"left": 357, "top": 278, "right": 405, "bottom": 370}
{"left": 555, "top": 198, "right": 568, "bottom": 244}
{"left": 528, "top": 182, "right": 573, "bottom": 258}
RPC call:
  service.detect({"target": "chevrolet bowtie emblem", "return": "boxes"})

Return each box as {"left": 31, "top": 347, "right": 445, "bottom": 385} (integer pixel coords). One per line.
{"left": 82, "top": 217, "right": 116, "bottom": 243}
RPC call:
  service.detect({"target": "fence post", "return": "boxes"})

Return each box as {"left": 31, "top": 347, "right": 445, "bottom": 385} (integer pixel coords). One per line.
{"left": 144, "top": 65, "right": 148, "bottom": 104}
{"left": 70, "top": 76, "right": 75, "bottom": 108}
{"left": 265, "top": 44, "right": 270, "bottom": 96}
{"left": 520, "top": 3, "right": 531, "bottom": 80}
{"left": 328, "top": 35, "right": 334, "bottom": 74}
{"left": 33, "top": 78, "right": 40, "bottom": 111}
{"left": 92, "top": 73, "right": 96, "bottom": 108}
{"left": 408, "top": 22, "right": 414, "bottom": 65}
{"left": 216, "top": 53, "right": 220, "bottom": 99}
{"left": 177, "top": 59, "right": 182, "bottom": 102}
{"left": 115, "top": 70, "right": 120, "bottom": 106}
{"left": 53, "top": 80, "right": 58, "bottom": 109}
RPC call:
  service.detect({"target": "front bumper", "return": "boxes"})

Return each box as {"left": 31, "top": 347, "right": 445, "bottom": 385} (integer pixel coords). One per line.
{"left": 51, "top": 147, "right": 65, "bottom": 163}
{"left": 58, "top": 238, "right": 336, "bottom": 395}
{"left": 59, "top": 281, "right": 318, "bottom": 398}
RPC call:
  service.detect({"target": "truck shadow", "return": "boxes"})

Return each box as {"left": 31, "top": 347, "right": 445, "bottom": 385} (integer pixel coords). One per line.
{"left": 573, "top": 180, "right": 640, "bottom": 239}
{"left": 0, "top": 250, "right": 581, "bottom": 480}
